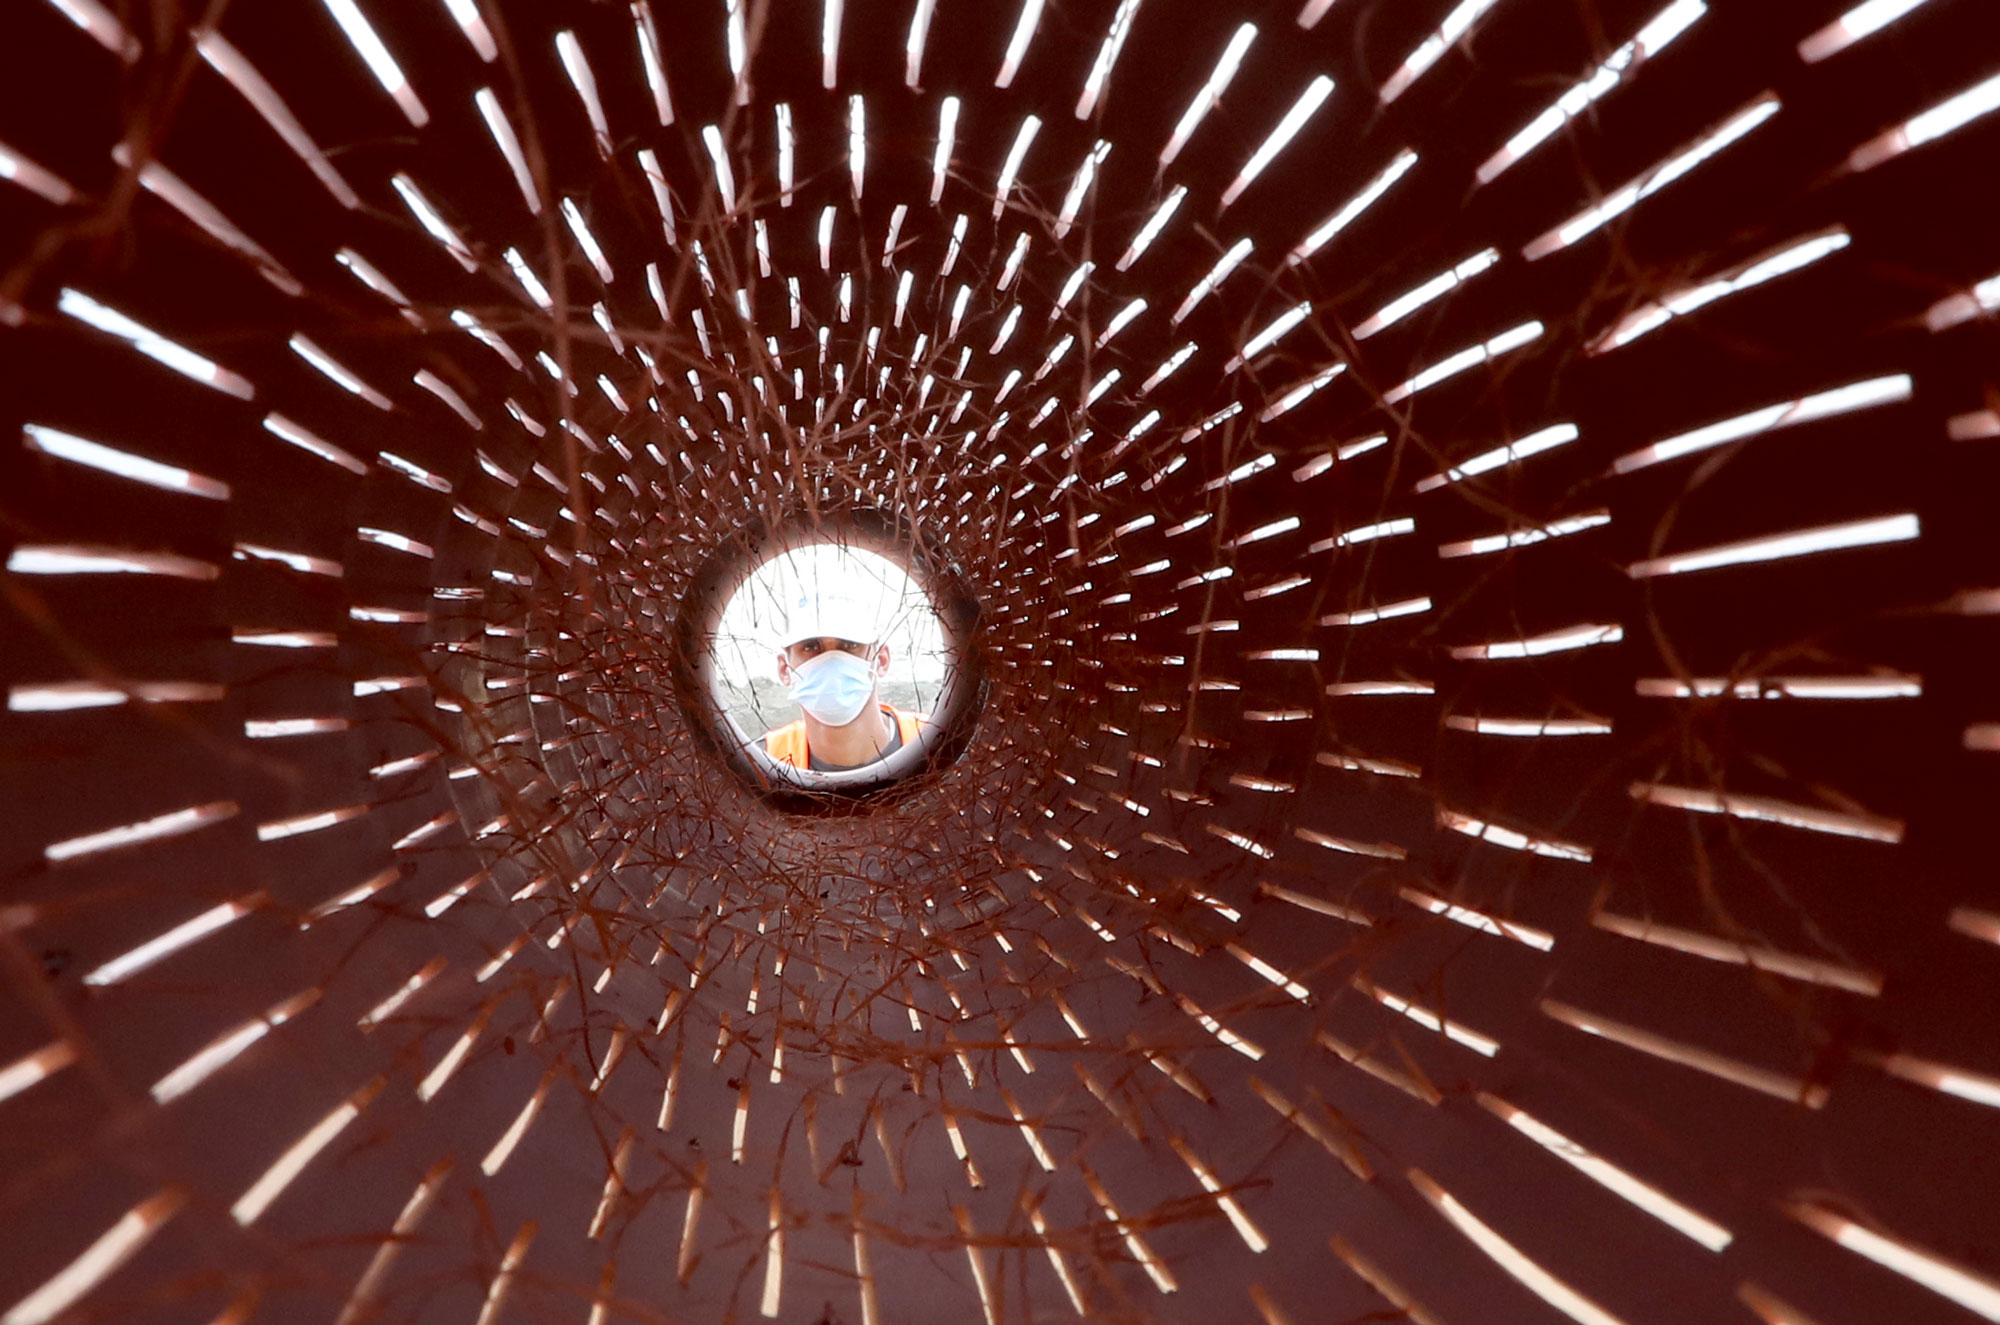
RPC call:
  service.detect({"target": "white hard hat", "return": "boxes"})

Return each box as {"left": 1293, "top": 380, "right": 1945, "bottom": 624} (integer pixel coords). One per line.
{"left": 777, "top": 587, "right": 882, "bottom": 648}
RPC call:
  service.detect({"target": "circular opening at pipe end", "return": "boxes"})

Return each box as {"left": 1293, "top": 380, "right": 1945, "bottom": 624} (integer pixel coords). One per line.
{"left": 673, "top": 511, "right": 986, "bottom": 814}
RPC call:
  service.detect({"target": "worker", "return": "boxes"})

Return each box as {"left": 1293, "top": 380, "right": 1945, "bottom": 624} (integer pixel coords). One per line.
{"left": 763, "top": 587, "right": 926, "bottom": 771}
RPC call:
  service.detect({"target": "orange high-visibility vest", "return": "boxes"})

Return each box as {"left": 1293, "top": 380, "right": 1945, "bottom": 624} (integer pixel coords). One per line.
{"left": 765, "top": 705, "right": 926, "bottom": 769}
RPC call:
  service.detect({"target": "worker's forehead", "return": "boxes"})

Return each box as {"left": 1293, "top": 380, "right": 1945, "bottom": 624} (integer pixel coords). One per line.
{"left": 785, "top": 636, "right": 870, "bottom": 649}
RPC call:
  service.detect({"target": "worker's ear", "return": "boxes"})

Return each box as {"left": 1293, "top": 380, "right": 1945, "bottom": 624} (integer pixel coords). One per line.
{"left": 874, "top": 643, "right": 891, "bottom": 676}
{"left": 775, "top": 650, "right": 792, "bottom": 685}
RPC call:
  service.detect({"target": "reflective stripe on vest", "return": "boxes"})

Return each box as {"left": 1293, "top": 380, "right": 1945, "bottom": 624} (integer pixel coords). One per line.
{"left": 765, "top": 706, "right": 924, "bottom": 769}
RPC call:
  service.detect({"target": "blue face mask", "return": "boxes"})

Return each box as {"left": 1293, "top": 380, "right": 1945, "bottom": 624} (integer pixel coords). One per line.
{"left": 786, "top": 649, "right": 877, "bottom": 727}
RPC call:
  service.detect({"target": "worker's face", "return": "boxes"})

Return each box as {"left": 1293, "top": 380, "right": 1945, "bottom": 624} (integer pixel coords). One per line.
{"left": 775, "top": 637, "right": 890, "bottom": 687}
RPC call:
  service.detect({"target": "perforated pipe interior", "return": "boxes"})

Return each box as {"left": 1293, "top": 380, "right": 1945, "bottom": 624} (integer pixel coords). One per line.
{"left": 3, "top": 1, "right": 1999, "bottom": 1322}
